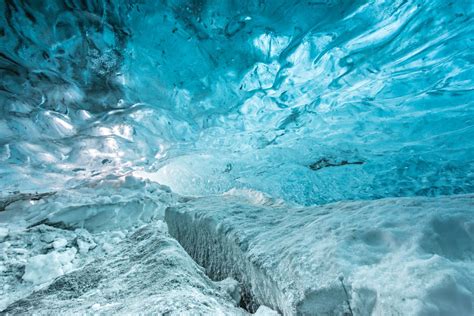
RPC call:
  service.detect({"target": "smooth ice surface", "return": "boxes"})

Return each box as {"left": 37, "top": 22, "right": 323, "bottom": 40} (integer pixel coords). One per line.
{"left": 1, "top": 0, "right": 473, "bottom": 204}
{"left": 166, "top": 193, "right": 474, "bottom": 315}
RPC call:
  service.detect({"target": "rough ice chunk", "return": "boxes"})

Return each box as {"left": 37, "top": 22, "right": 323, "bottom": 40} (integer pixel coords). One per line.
{"left": 23, "top": 248, "right": 77, "bottom": 285}
{"left": 217, "top": 277, "right": 242, "bottom": 306}
{"left": 51, "top": 238, "right": 68, "bottom": 250}
{"left": 0, "top": 175, "right": 176, "bottom": 232}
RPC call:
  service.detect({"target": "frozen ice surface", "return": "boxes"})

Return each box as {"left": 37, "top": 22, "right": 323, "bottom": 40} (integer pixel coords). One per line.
{"left": 0, "top": 179, "right": 246, "bottom": 314}
{"left": 1, "top": 0, "right": 473, "bottom": 314}
{"left": 1, "top": 0, "right": 473, "bottom": 204}
{"left": 166, "top": 193, "right": 474, "bottom": 315}
{"left": 0, "top": 175, "right": 176, "bottom": 233}
{"left": 3, "top": 223, "right": 246, "bottom": 315}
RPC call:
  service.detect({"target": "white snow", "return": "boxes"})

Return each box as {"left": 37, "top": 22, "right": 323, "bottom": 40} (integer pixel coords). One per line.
{"left": 0, "top": 177, "right": 247, "bottom": 315}
{"left": 255, "top": 305, "right": 280, "bottom": 316}
{"left": 22, "top": 248, "right": 77, "bottom": 285}
{"left": 166, "top": 193, "right": 474, "bottom": 315}
{"left": 0, "top": 227, "right": 9, "bottom": 242}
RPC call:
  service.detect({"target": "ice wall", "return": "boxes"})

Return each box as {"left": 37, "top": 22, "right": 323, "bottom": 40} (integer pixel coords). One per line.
{"left": 1, "top": 0, "right": 473, "bottom": 204}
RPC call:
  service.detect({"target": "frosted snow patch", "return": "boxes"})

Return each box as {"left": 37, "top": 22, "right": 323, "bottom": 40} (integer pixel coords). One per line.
{"left": 0, "top": 227, "right": 9, "bottom": 241}
{"left": 166, "top": 194, "right": 474, "bottom": 315}
{"left": 4, "top": 222, "right": 247, "bottom": 315}
{"left": 23, "top": 248, "right": 77, "bottom": 285}
{"left": 224, "top": 188, "right": 285, "bottom": 206}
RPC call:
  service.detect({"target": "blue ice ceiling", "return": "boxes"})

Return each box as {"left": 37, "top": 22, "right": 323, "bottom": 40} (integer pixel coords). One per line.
{"left": 1, "top": 0, "right": 473, "bottom": 205}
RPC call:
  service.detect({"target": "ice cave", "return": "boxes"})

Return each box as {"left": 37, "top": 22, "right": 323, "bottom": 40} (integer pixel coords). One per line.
{"left": 0, "top": 0, "right": 473, "bottom": 315}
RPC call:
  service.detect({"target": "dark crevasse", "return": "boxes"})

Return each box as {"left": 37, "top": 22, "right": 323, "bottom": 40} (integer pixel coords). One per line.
{"left": 1, "top": 0, "right": 473, "bottom": 204}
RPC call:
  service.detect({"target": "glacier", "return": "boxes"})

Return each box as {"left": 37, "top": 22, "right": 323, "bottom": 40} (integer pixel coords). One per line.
{"left": 0, "top": 0, "right": 473, "bottom": 315}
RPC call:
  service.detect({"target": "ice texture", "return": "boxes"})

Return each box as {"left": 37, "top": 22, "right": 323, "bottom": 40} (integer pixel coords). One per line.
{"left": 1, "top": 0, "right": 473, "bottom": 315}
{"left": 0, "top": 175, "right": 176, "bottom": 232}
{"left": 0, "top": 179, "right": 246, "bottom": 314}
{"left": 1, "top": 0, "right": 473, "bottom": 204}
{"left": 3, "top": 223, "right": 246, "bottom": 315}
{"left": 166, "top": 193, "right": 474, "bottom": 315}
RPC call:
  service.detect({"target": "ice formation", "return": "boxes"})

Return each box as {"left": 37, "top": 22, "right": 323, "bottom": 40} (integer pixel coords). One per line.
{"left": 0, "top": 0, "right": 473, "bottom": 315}
{"left": 0, "top": 177, "right": 244, "bottom": 314}
{"left": 166, "top": 193, "right": 474, "bottom": 315}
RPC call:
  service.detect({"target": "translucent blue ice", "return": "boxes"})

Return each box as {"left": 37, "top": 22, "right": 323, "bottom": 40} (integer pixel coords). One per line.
{"left": 1, "top": 0, "right": 473, "bottom": 205}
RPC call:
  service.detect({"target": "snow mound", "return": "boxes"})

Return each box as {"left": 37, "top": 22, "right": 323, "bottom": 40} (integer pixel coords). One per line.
{"left": 166, "top": 194, "right": 474, "bottom": 315}
{"left": 1, "top": 177, "right": 247, "bottom": 314}
{"left": 3, "top": 223, "right": 246, "bottom": 315}
{"left": 0, "top": 175, "right": 175, "bottom": 232}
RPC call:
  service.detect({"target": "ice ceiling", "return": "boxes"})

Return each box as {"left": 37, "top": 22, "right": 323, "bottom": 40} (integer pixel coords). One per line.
{"left": 1, "top": 0, "right": 473, "bottom": 205}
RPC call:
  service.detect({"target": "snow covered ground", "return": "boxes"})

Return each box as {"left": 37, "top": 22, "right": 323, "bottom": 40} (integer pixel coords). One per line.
{"left": 1, "top": 176, "right": 473, "bottom": 315}
{"left": 166, "top": 192, "right": 474, "bottom": 315}
{"left": 0, "top": 176, "right": 247, "bottom": 314}
{"left": 1, "top": 222, "right": 246, "bottom": 315}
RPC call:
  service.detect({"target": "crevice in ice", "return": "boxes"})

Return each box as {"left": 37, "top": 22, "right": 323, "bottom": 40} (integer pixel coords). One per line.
{"left": 339, "top": 276, "right": 354, "bottom": 316}
{"left": 27, "top": 219, "right": 74, "bottom": 231}
{"left": 0, "top": 192, "right": 55, "bottom": 212}
{"left": 165, "top": 206, "right": 265, "bottom": 313}
{"left": 165, "top": 200, "right": 358, "bottom": 315}
{"left": 308, "top": 158, "right": 364, "bottom": 171}
{"left": 165, "top": 205, "right": 291, "bottom": 314}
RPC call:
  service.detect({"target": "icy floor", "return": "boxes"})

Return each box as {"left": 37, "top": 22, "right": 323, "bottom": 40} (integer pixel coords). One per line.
{"left": 1, "top": 177, "right": 472, "bottom": 315}
{"left": 0, "top": 176, "right": 287, "bottom": 315}
{"left": 167, "top": 192, "right": 474, "bottom": 315}
{"left": 1, "top": 222, "right": 246, "bottom": 315}
{"left": 0, "top": 177, "right": 242, "bottom": 314}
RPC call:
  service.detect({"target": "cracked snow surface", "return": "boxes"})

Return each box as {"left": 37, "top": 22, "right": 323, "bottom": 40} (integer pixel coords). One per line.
{"left": 166, "top": 191, "right": 474, "bottom": 315}
{"left": 1, "top": 177, "right": 473, "bottom": 315}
